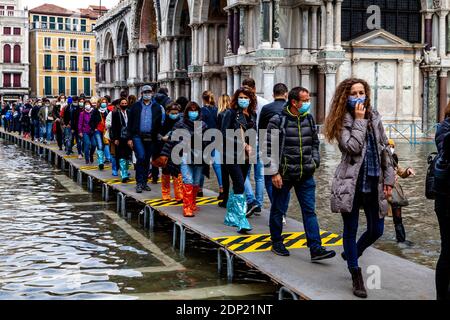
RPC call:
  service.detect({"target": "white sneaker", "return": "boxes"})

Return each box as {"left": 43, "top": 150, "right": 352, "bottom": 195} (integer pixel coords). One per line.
{"left": 282, "top": 216, "right": 287, "bottom": 226}
{"left": 78, "top": 154, "right": 83, "bottom": 159}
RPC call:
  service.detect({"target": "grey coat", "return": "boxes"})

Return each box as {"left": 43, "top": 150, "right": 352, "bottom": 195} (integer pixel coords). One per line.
{"left": 330, "top": 111, "right": 395, "bottom": 217}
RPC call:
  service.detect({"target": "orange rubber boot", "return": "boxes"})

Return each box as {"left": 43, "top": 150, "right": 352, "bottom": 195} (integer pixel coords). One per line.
{"left": 183, "top": 184, "right": 195, "bottom": 217}
{"left": 173, "top": 174, "right": 183, "bottom": 202}
{"left": 192, "top": 185, "right": 199, "bottom": 212}
{"left": 161, "top": 174, "right": 171, "bottom": 201}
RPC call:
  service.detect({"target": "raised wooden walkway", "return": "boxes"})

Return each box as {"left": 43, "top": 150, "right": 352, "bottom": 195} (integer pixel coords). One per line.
{"left": 0, "top": 128, "right": 436, "bottom": 300}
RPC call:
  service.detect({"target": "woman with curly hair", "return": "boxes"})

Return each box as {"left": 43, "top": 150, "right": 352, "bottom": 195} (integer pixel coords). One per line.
{"left": 324, "top": 78, "right": 395, "bottom": 298}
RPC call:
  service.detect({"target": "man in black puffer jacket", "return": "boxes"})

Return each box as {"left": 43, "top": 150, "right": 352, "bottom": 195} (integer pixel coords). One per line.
{"left": 265, "top": 87, "right": 336, "bottom": 261}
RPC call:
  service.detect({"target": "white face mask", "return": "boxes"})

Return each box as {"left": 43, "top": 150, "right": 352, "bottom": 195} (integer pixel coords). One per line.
{"left": 390, "top": 147, "right": 395, "bottom": 155}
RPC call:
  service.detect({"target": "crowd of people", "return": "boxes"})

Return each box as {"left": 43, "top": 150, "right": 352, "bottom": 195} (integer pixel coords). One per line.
{"left": 1, "top": 77, "right": 449, "bottom": 300}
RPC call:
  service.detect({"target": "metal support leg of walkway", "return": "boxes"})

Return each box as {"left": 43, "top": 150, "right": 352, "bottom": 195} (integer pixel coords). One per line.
{"left": 173, "top": 221, "right": 186, "bottom": 257}
{"left": 117, "top": 192, "right": 126, "bottom": 217}
{"left": 278, "top": 286, "right": 299, "bottom": 300}
{"left": 101, "top": 183, "right": 109, "bottom": 202}
{"left": 87, "top": 176, "right": 94, "bottom": 193}
{"left": 143, "top": 205, "right": 155, "bottom": 232}
{"left": 76, "top": 169, "right": 82, "bottom": 185}
{"left": 217, "top": 247, "right": 234, "bottom": 282}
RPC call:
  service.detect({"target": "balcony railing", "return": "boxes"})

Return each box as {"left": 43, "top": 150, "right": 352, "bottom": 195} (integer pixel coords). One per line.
{"left": 58, "top": 66, "right": 66, "bottom": 71}
{"left": 69, "top": 67, "right": 78, "bottom": 72}
{"left": 83, "top": 68, "right": 92, "bottom": 72}
{"left": 58, "top": 46, "right": 65, "bottom": 51}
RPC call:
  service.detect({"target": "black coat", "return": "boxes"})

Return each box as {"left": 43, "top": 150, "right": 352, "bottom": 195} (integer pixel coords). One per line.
{"left": 160, "top": 118, "right": 210, "bottom": 178}
{"left": 220, "top": 108, "right": 257, "bottom": 164}
{"left": 111, "top": 110, "right": 132, "bottom": 160}
{"left": 258, "top": 99, "right": 287, "bottom": 131}
{"left": 126, "top": 99, "right": 163, "bottom": 141}
{"left": 266, "top": 106, "right": 320, "bottom": 181}
{"left": 436, "top": 117, "right": 450, "bottom": 157}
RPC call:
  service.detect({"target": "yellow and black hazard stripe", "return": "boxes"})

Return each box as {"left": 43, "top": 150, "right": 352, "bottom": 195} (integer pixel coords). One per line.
{"left": 103, "top": 178, "right": 137, "bottom": 185}
{"left": 80, "top": 165, "right": 112, "bottom": 171}
{"left": 63, "top": 155, "right": 80, "bottom": 159}
{"left": 144, "top": 196, "right": 220, "bottom": 207}
{"left": 213, "top": 231, "right": 342, "bottom": 253}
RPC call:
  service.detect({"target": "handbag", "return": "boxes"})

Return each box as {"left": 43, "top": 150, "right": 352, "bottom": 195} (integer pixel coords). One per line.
{"left": 390, "top": 181, "right": 409, "bottom": 207}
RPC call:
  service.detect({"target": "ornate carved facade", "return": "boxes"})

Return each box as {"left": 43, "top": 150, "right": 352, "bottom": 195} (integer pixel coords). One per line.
{"left": 94, "top": 0, "right": 450, "bottom": 127}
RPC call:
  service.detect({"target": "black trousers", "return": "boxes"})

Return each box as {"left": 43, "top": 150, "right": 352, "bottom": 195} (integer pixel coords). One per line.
{"left": 226, "top": 164, "right": 250, "bottom": 195}
{"left": 435, "top": 194, "right": 450, "bottom": 300}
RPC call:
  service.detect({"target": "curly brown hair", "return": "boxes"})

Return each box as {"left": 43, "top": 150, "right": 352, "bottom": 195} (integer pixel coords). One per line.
{"left": 230, "top": 87, "right": 257, "bottom": 115}
{"left": 324, "top": 78, "right": 372, "bottom": 142}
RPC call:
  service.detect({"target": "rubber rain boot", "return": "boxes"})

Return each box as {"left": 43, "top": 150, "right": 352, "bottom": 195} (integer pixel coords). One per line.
{"left": 119, "top": 158, "right": 130, "bottom": 182}
{"left": 97, "top": 149, "right": 105, "bottom": 169}
{"left": 192, "top": 185, "right": 199, "bottom": 212}
{"left": 224, "top": 190, "right": 239, "bottom": 227}
{"left": 112, "top": 157, "right": 118, "bottom": 176}
{"left": 173, "top": 174, "right": 183, "bottom": 202}
{"left": 182, "top": 184, "right": 195, "bottom": 217}
{"left": 161, "top": 174, "right": 171, "bottom": 201}
{"left": 233, "top": 193, "right": 252, "bottom": 233}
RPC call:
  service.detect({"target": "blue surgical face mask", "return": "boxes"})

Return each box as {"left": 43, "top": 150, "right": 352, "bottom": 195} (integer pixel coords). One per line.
{"left": 347, "top": 96, "right": 366, "bottom": 111}
{"left": 169, "top": 113, "right": 179, "bottom": 120}
{"left": 238, "top": 98, "right": 250, "bottom": 109}
{"left": 298, "top": 101, "right": 311, "bottom": 114}
{"left": 143, "top": 94, "right": 153, "bottom": 101}
{"left": 101, "top": 102, "right": 107, "bottom": 108}
{"left": 188, "top": 111, "right": 199, "bottom": 121}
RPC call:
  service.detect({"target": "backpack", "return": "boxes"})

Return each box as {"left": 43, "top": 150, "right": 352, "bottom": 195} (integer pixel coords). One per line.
{"left": 425, "top": 152, "right": 438, "bottom": 199}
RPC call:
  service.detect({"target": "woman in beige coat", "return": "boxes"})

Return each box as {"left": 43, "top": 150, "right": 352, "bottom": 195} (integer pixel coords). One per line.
{"left": 324, "top": 78, "right": 395, "bottom": 298}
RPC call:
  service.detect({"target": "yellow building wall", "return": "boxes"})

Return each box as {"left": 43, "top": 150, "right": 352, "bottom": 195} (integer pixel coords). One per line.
{"left": 29, "top": 14, "right": 97, "bottom": 98}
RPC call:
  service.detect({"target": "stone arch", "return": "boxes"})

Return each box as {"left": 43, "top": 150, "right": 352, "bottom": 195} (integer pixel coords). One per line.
{"left": 117, "top": 21, "right": 130, "bottom": 55}
{"left": 134, "top": 0, "right": 161, "bottom": 44}
{"left": 104, "top": 32, "right": 115, "bottom": 59}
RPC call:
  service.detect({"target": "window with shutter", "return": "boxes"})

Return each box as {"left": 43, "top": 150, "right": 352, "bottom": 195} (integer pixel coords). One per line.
{"left": 3, "top": 44, "right": 11, "bottom": 63}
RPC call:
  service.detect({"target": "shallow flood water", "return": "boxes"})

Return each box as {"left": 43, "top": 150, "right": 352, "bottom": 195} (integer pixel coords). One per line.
{"left": 0, "top": 140, "right": 277, "bottom": 299}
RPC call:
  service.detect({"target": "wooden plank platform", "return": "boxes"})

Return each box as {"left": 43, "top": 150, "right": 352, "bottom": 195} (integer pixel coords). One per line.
{"left": 0, "top": 129, "right": 436, "bottom": 300}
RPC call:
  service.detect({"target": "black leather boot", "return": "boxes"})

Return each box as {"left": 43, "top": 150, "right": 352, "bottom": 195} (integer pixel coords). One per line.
{"left": 349, "top": 267, "right": 367, "bottom": 298}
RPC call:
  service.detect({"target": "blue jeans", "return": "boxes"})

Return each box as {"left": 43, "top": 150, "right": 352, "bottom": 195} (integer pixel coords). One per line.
{"left": 265, "top": 175, "right": 290, "bottom": 215}
{"left": 40, "top": 122, "right": 53, "bottom": 141}
{"left": 342, "top": 188, "right": 384, "bottom": 270}
{"left": 82, "top": 133, "right": 96, "bottom": 163}
{"left": 132, "top": 136, "right": 153, "bottom": 187}
{"left": 244, "top": 156, "right": 264, "bottom": 207}
{"left": 181, "top": 162, "right": 203, "bottom": 186}
{"left": 104, "top": 144, "right": 111, "bottom": 162}
{"left": 270, "top": 176, "right": 322, "bottom": 253}
{"left": 92, "top": 131, "right": 104, "bottom": 151}
{"left": 33, "top": 120, "right": 40, "bottom": 139}
{"left": 200, "top": 149, "right": 223, "bottom": 189}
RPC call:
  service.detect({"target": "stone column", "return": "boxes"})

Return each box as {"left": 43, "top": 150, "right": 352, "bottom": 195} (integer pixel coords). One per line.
{"left": 334, "top": 0, "right": 343, "bottom": 48}
{"left": 174, "top": 37, "right": 180, "bottom": 70}
{"left": 233, "top": 66, "right": 241, "bottom": 92}
{"left": 439, "top": 70, "right": 449, "bottom": 122}
{"left": 227, "top": 10, "right": 234, "bottom": 55}
{"left": 174, "top": 79, "right": 180, "bottom": 100}
{"left": 396, "top": 59, "right": 404, "bottom": 119}
{"left": 238, "top": 7, "right": 246, "bottom": 54}
{"left": 272, "top": 0, "right": 281, "bottom": 49}
{"left": 301, "top": 7, "right": 309, "bottom": 55}
{"left": 325, "top": 0, "right": 334, "bottom": 49}
{"left": 105, "top": 60, "right": 111, "bottom": 83}
{"left": 311, "top": 6, "right": 318, "bottom": 50}
{"left": 214, "top": 24, "right": 220, "bottom": 63}
{"left": 191, "top": 74, "right": 202, "bottom": 104}
{"left": 184, "top": 80, "right": 191, "bottom": 99}
{"left": 233, "top": 9, "right": 240, "bottom": 55}
{"left": 261, "top": 62, "right": 277, "bottom": 101}
{"left": 203, "top": 73, "right": 211, "bottom": 91}
{"left": 203, "top": 24, "right": 209, "bottom": 64}
{"left": 260, "top": 0, "right": 271, "bottom": 48}
{"left": 192, "top": 24, "right": 199, "bottom": 65}
{"left": 221, "top": 73, "right": 227, "bottom": 95}
{"left": 427, "top": 69, "right": 438, "bottom": 133}
{"left": 152, "top": 50, "right": 157, "bottom": 82}
{"left": 425, "top": 12, "right": 433, "bottom": 50}
{"left": 227, "top": 67, "right": 234, "bottom": 96}
{"left": 320, "top": 4, "right": 326, "bottom": 48}
{"left": 240, "top": 65, "right": 252, "bottom": 80}
{"left": 422, "top": 71, "right": 429, "bottom": 129}
{"left": 299, "top": 65, "right": 313, "bottom": 90}
{"left": 114, "top": 55, "right": 120, "bottom": 85}
{"left": 138, "top": 50, "right": 144, "bottom": 82}
{"left": 168, "top": 37, "right": 173, "bottom": 71}
{"left": 322, "top": 63, "right": 338, "bottom": 115}
{"left": 438, "top": 10, "right": 448, "bottom": 58}
{"left": 448, "top": 15, "right": 450, "bottom": 54}
{"left": 317, "top": 67, "right": 326, "bottom": 123}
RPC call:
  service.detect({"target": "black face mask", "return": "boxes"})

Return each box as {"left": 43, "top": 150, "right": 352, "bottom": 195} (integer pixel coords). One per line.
{"left": 120, "top": 105, "right": 128, "bottom": 110}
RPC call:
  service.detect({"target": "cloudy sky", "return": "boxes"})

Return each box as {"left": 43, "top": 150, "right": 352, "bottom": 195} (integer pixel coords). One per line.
{"left": 22, "top": 0, "right": 120, "bottom": 11}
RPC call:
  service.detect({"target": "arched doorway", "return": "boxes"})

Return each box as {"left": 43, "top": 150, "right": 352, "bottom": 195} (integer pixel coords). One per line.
{"left": 117, "top": 22, "right": 129, "bottom": 87}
